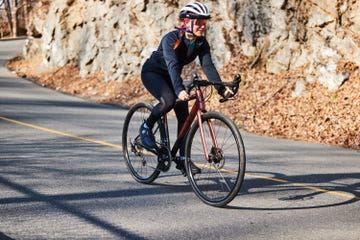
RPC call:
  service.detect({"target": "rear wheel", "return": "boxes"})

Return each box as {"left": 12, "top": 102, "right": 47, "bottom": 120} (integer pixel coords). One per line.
{"left": 185, "top": 111, "right": 246, "bottom": 207}
{"left": 122, "top": 102, "right": 160, "bottom": 184}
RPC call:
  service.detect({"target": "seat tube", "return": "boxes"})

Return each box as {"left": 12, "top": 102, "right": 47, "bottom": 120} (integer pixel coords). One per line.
{"left": 160, "top": 115, "right": 170, "bottom": 149}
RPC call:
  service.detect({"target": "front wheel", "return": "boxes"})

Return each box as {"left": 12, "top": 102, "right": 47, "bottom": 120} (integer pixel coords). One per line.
{"left": 185, "top": 111, "right": 246, "bottom": 207}
{"left": 122, "top": 102, "right": 160, "bottom": 184}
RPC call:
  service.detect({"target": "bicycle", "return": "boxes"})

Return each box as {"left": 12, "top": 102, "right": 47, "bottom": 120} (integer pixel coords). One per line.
{"left": 122, "top": 73, "right": 246, "bottom": 207}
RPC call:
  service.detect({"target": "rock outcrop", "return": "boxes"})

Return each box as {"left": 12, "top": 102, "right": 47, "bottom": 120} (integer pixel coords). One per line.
{"left": 25, "top": 0, "right": 360, "bottom": 91}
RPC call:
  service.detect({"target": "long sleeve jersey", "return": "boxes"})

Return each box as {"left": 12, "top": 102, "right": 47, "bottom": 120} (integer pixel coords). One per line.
{"left": 142, "top": 30, "right": 223, "bottom": 96}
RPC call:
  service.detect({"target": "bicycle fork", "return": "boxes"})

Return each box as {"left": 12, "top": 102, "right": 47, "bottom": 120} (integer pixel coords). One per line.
{"left": 197, "top": 111, "right": 219, "bottom": 163}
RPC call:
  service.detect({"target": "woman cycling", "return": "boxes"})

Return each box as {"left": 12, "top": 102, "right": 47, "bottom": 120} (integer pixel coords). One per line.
{"left": 139, "top": 2, "right": 232, "bottom": 175}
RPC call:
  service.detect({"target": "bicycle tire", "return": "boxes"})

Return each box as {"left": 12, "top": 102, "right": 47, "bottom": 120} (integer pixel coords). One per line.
{"left": 122, "top": 102, "right": 160, "bottom": 184}
{"left": 185, "top": 111, "right": 246, "bottom": 207}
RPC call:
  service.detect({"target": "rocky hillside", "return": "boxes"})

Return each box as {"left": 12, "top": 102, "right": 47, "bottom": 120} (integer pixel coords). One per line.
{"left": 8, "top": 0, "right": 360, "bottom": 150}
{"left": 24, "top": 0, "right": 360, "bottom": 87}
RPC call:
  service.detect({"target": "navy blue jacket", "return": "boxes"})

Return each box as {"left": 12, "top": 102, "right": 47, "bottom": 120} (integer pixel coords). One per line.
{"left": 142, "top": 30, "right": 223, "bottom": 96}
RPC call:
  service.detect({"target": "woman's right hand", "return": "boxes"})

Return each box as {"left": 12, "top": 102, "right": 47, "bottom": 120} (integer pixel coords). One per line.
{"left": 178, "top": 90, "right": 190, "bottom": 101}
{"left": 222, "top": 87, "right": 234, "bottom": 98}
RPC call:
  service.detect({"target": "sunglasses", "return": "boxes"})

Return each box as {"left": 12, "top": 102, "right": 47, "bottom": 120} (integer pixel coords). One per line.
{"left": 193, "top": 19, "right": 209, "bottom": 26}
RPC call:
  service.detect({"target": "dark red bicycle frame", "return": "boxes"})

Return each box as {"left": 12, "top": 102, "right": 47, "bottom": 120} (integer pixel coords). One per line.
{"left": 168, "top": 87, "right": 219, "bottom": 162}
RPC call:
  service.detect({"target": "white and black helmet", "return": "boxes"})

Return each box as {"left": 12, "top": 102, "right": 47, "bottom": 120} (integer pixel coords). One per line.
{"left": 179, "top": 2, "right": 211, "bottom": 19}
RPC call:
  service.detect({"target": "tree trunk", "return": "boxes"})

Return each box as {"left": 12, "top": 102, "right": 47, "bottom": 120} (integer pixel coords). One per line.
{"left": 23, "top": 0, "right": 29, "bottom": 32}
{"left": 3, "top": 0, "right": 13, "bottom": 36}
{"left": 10, "top": 0, "right": 17, "bottom": 36}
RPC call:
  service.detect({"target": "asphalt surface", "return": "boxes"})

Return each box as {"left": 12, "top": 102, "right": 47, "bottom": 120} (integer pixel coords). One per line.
{"left": 1, "top": 39, "right": 359, "bottom": 240}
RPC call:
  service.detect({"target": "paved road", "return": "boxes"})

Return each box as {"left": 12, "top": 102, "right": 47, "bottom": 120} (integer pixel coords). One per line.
{"left": 1, "top": 39, "right": 359, "bottom": 240}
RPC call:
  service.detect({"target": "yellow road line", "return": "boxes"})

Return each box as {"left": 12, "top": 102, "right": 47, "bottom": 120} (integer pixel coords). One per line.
{"left": 1, "top": 115, "right": 358, "bottom": 200}
{"left": 246, "top": 173, "right": 290, "bottom": 183}
{"left": 246, "top": 173, "right": 359, "bottom": 200}
{"left": 0, "top": 116, "right": 122, "bottom": 149}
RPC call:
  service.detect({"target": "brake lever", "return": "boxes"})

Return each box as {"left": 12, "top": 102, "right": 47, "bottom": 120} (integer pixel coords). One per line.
{"left": 219, "top": 97, "right": 229, "bottom": 103}
{"left": 219, "top": 95, "right": 237, "bottom": 103}
{"left": 231, "top": 74, "right": 241, "bottom": 93}
{"left": 183, "top": 80, "right": 193, "bottom": 93}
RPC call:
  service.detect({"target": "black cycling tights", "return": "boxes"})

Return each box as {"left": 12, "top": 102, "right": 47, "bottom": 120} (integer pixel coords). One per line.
{"left": 141, "top": 71, "right": 189, "bottom": 156}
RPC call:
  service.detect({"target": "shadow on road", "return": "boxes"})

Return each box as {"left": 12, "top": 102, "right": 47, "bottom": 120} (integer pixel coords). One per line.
{"left": 227, "top": 171, "right": 359, "bottom": 210}
{"left": 0, "top": 175, "right": 149, "bottom": 239}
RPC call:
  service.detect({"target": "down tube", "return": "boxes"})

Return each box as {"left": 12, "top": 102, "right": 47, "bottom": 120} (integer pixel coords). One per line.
{"left": 171, "top": 101, "right": 198, "bottom": 157}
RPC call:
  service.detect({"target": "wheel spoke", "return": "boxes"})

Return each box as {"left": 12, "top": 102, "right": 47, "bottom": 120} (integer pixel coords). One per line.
{"left": 209, "top": 163, "right": 232, "bottom": 192}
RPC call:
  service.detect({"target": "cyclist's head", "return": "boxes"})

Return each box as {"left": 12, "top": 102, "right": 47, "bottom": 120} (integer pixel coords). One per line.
{"left": 179, "top": 2, "right": 211, "bottom": 20}
{"left": 178, "top": 2, "right": 210, "bottom": 37}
